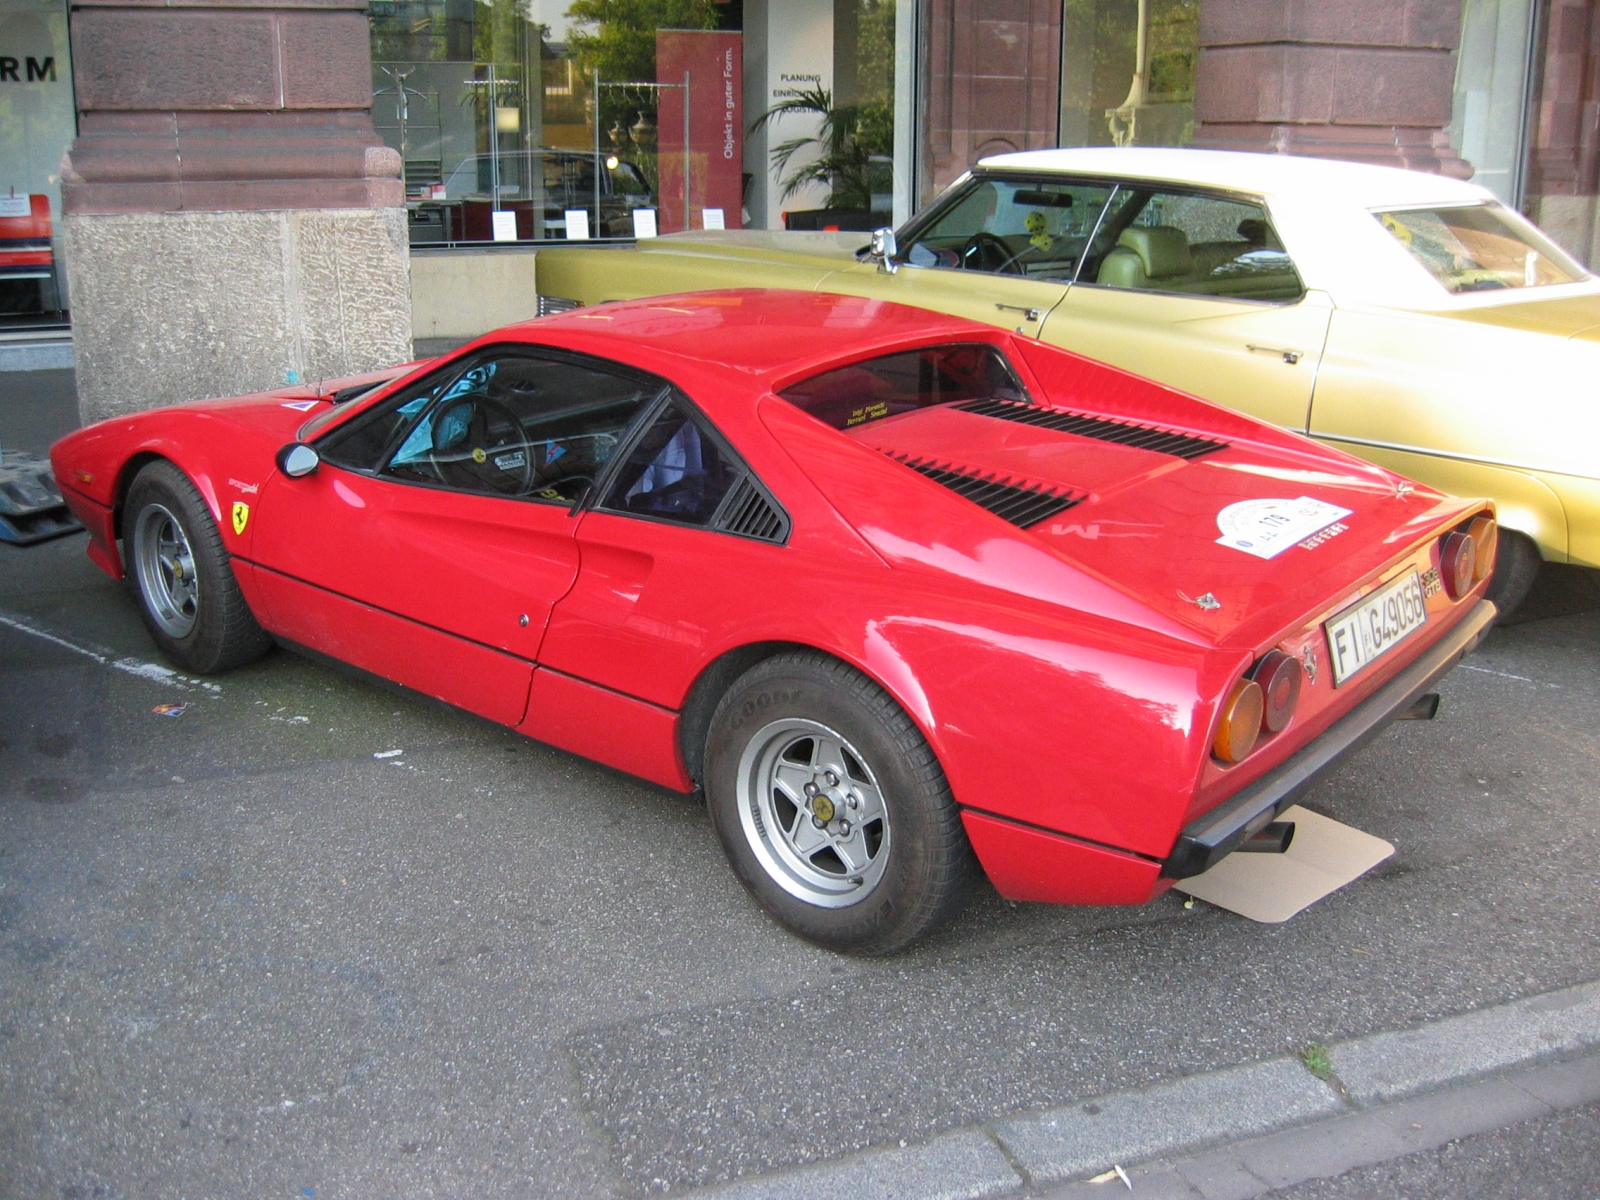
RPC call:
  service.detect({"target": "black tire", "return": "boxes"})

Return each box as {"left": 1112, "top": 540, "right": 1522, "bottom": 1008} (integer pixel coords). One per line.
{"left": 704, "top": 651, "right": 975, "bottom": 954}
{"left": 124, "top": 460, "right": 272, "bottom": 674}
{"left": 1486, "top": 529, "right": 1542, "bottom": 620}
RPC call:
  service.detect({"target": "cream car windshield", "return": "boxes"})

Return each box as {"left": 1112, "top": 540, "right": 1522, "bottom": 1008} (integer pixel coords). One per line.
{"left": 1375, "top": 204, "right": 1588, "bottom": 294}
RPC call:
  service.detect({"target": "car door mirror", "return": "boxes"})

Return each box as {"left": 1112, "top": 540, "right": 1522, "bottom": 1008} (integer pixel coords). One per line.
{"left": 276, "top": 442, "right": 321, "bottom": 478}
{"left": 870, "top": 227, "right": 899, "bottom": 274}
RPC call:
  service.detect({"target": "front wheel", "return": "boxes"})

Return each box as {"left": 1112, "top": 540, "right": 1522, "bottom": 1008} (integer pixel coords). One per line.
{"left": 126, "top": 461, "right": 272, "bottom": 674}
{"left": 704, "top": 652, "right": 974, "bottom": 954}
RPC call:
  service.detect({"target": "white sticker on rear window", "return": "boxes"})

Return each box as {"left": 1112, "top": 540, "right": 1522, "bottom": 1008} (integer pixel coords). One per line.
{"left": 1215, "top": 496, "right": 1352, "bottom": 559}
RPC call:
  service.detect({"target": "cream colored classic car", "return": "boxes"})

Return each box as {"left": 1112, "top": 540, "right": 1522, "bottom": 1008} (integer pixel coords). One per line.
{"left": 536, "top": 147, "right": 1600, "bottom": 613}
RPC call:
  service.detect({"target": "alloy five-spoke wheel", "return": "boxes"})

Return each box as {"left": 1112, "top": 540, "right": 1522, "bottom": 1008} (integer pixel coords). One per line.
{"left": 705, "top": 651, "right": 975, "bottom": 954}
{"left": 738, "top": 718, "right": 891, "bottom": 908}
{"left": 133, "top": 502, "right": 200, "bottom": 638}
{"left": 124, "top": 460, "right": 272, "bottom": 674}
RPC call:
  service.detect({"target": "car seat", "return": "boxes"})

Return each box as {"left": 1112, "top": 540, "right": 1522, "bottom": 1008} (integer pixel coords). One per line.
{"left": 1096, "top": 225, "right": 1193, "bottom": 289}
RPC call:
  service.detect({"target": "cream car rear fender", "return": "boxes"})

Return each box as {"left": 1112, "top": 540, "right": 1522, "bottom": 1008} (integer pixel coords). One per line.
{"left": 1308, "top": 437, "right": 1568, "bottom": 563}
{"left": 535, "top": 245, "right": 839, "bottom": 306}
{"left": 1544, "top": 472, "right": 1600, "bottom": 567}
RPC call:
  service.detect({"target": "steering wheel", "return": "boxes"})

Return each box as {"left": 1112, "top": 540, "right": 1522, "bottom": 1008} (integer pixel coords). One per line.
{"left": 427, "top": 396, "right": 534, "bottom": 495}
{"left": 960, "top": 231, "right": 1024, "bottom": 275}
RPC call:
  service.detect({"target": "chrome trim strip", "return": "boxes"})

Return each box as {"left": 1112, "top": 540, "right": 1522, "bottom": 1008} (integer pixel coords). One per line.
{"left": 1310, "top": 431, "right": 1563, "bottom": 478}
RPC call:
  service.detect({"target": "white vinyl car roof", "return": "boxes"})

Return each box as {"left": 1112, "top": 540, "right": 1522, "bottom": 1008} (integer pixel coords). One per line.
{"left": 973, "top": 147, "right": 1600, "bottom": 309}
{"left": 981, "top": 147, "right": 1495, "bottom": 209}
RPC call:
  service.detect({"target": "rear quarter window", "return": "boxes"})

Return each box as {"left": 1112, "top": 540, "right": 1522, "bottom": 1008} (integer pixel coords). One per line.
{"left": 778, "top": 343, "right": 1029, "bottom": 431}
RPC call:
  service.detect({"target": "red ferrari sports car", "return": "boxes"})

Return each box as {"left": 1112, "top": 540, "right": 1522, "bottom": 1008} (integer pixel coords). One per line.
{"left": 52, "top": 290, "right": 1496, "bottom": 953}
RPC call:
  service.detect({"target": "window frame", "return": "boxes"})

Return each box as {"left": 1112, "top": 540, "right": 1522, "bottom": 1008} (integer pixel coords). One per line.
{"left": 896, "top": 171, "right": 1309, "bottom": 306}
{"left": 313, "top": 342, "right": 672, "bottom": 509}
{"left": 1065, "top": 180, "right": 1308, "bottom": 305}
{"left": 592, "top": 388, "right": 791, "bottom": 544}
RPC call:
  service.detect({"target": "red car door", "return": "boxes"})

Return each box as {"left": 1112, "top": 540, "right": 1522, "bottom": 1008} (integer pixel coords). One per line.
{"left": 250, "top": 347, "right": 668, "bottom": 726}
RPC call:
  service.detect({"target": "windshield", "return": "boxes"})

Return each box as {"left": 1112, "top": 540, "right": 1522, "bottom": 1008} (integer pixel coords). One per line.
{"left": 1375, "top": 204, "right": 1587, "bottom": 294}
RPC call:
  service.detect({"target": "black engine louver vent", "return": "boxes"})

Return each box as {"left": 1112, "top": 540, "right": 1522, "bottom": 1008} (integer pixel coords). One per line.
{"left": 885, "top": 452, "right": 1084, "bottom": 529}
{"left": 956, "top": 397, "right": 1228, "bottom": 460}
{"left": 715, "top": 474, "right": 791, "bottom": 543}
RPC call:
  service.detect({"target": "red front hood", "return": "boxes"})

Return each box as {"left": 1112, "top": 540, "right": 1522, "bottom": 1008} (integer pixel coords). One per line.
{"left": 843, "top": 399, "right": 1471, "bottom": 650}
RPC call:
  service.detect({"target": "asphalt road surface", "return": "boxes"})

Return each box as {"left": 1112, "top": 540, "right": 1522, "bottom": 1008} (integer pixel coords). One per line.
{"left": 3, "top": 371, "right": 1599, "bottom": 1197}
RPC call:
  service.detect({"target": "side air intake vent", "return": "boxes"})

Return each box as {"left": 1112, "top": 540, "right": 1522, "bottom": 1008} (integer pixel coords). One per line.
{"left": 885, "top": 452, "right": 1084, "bottom": 529}
{"left": 956, "top": 397, "right": 1228, "bottom": 460}
{"left": 536, "top": 295, "right": 581, "bottom": 317}
{"left": 715, "top": 475, "right": 791, "bottom": 543}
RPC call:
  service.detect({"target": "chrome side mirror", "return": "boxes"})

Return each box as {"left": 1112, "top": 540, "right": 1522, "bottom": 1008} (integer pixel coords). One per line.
{"left": 870, "top": 227, "right": 899, "bottom": 274}
{"left": 276, "top": 442, "right": 320, "bottom": 478}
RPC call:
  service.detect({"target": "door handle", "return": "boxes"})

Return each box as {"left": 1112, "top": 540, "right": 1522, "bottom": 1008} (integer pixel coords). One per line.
{"left": 996, "top": 303, "right": 1043, "bottom": 322}
{"left": 1247, "top": 344, "right": 1303, "bottom": 365}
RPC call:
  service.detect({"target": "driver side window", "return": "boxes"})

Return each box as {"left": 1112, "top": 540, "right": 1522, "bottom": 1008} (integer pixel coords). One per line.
{"left": 327, "top": 348, "right": 664, "bottom": 505}
{"left": 905, "top": 178, "right": 1116, "bottom": 281}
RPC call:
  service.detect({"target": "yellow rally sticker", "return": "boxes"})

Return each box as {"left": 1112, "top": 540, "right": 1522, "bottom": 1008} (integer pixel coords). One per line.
{"left": 231, "top": 502, "right": 250, "bottom": 535}
{"left": 472, "top": 447, "right": 487, "bottom": 464}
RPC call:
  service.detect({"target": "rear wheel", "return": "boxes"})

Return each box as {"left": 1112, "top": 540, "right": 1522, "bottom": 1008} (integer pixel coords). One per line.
{"left": 1486, "top": 529, "right": 1542, "bottom": 619}
{"left": 704, "top": 651, "right": 974, "bottom": 954}
{"left": 126, "top": 461, "right": 272, "bottom": 674}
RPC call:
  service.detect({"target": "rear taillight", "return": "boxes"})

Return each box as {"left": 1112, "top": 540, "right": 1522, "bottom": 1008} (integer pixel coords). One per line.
{"left": 1440, "top": 531, "right": 1476, "bottom": 600}
{"left": 1250, "top": 649, "right": 1303, "bottom": 733}
{"left": 1467, "top": 515, "right": 1497, "bottom": 582}
{"left": 1213, "top": 678, "right": 1264, "bottom": 764}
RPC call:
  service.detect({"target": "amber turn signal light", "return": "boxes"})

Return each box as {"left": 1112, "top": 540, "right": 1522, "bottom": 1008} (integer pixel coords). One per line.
{"left": 1467, "top": 515, "right": 1497, "bottom": 582}
{"left": 1213, "top": 678, "right": 1265, "bottom": 764}
{"left": 1439, "top": 531, "right": 1476, "bottom": 600}
{"left": 1249, "top": 649, "right": 1303, "bottom": 734}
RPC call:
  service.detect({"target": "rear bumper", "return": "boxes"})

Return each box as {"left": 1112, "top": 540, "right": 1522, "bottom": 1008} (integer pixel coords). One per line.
{"left": 1162, "top": 598, "right": 1498, "bottom": 880}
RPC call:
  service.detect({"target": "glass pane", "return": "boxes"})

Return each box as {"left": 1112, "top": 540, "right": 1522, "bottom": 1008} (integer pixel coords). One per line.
{"left": 1059, "top": 0, "right": 1196, "bottom": 149}
{"left": 779, "top": 343, "right": 1028, "bottom": 431}
{"left": 1090, "top": 190, "right": 1304, "bottom": 300}
{"left": 318, "top": 364, "right": 469, "bottom": 472}
{"left": 905, "top": 178, "right": 1116, "bottom": 280}
{"left": 370, "top": 0, "right": 735, "bottom": 245}
{"left": 1376, "top": 205, "right": 1587, "bottom": 293}
{"left": 601, "top": 402, "right": 736, "bottom": 525}
{"left": 0, "top": 0, "right": 73, "bottom": 329}
{"left": 384, "top": 353, "right": 662, "bottom": 502}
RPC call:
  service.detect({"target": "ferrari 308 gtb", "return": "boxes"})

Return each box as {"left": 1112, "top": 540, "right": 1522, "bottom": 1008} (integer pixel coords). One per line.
{"left": 52, "top": 291, "right": 1497, "bottom": 952}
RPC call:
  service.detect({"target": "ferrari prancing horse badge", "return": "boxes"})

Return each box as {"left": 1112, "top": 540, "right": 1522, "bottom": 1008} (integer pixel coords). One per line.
{"left": 231, "top": 502, "right": 250, "bottom": 535}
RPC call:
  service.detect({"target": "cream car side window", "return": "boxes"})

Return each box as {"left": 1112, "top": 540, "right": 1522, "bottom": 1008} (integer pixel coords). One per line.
{"left": 905, "top": 178, "right": 1117, "bottom": 282}
{"left": 1089, "top": 190, "right": 1306, "bottom": 303}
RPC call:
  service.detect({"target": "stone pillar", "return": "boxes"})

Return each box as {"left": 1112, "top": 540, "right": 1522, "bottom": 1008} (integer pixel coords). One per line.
{"left": 61, "top": 0, "right": 412, "bottom": 423}
{"left": 1189, "top": 0, "right": 1472, "bottom": 178}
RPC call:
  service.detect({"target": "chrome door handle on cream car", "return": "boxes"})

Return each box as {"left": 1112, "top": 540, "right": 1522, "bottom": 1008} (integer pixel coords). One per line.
{"left": 1246, "top": 344, "right": 1304, "bottom": 364}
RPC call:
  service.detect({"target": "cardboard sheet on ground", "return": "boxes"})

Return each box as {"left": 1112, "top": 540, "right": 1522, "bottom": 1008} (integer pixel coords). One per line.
{"left": 1173, "top": 805, "right": 1394, "bottom": 923}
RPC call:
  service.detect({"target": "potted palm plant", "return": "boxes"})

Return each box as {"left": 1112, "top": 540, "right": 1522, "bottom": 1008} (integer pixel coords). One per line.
{"left": 751, "top": 86, "right": 893, "bottom": 230}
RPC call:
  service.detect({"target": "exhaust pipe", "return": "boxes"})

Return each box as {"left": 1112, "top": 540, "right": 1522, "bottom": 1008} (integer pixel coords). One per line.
{"left": 1398, "top": 693, "right": 1440, "bottom": 721}
{"left": 1238, "top": 820, "right": 1295, "bottom": 854}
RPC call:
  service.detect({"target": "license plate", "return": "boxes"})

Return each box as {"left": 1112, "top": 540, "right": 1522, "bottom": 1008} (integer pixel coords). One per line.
{"left": 1323, "top": 570, "right": 1428, "bottom": 686}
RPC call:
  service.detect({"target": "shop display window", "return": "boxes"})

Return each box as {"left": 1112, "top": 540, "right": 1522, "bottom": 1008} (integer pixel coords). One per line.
{"left": 0, "top": 0, "right": 73, "bottom": 328}
{"left": 1059, "top": 0, "right": 1196, "bottom": 150}
{"left": 372, "top": 0, "right": 747, "bottom": 245}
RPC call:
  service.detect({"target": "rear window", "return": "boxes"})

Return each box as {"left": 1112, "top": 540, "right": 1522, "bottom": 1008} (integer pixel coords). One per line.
{"left": 1376, "top": 204, "right": 1587, "bottom": 293}
{"left": 778, "top": 343, "right": 1028, "bottom": 431}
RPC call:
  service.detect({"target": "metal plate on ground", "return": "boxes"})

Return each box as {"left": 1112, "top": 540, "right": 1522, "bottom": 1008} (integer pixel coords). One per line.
{"left": 1173, "top": 805, "right": 1395, "bottom": 923}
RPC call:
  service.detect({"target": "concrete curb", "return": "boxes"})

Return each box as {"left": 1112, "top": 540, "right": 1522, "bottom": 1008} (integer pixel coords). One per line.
{"left": 0, "top": 338, "right": 73, "bottom": 372}
{"left": 680, "top": 979, "right": 1600, "bottom": 1199}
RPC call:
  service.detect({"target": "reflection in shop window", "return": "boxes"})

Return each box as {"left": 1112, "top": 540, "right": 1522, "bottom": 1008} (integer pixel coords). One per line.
{"left": 372, "top": 0, "right": 735, "bottom": 246}
{"left": 1059, "top": 0, "right": 1196, "bottom": 149}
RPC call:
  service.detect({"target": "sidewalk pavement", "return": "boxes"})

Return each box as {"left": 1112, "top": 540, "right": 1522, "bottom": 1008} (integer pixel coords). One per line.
{"left": 684, "top": 979, "right": 1600, "bottom": 1199}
